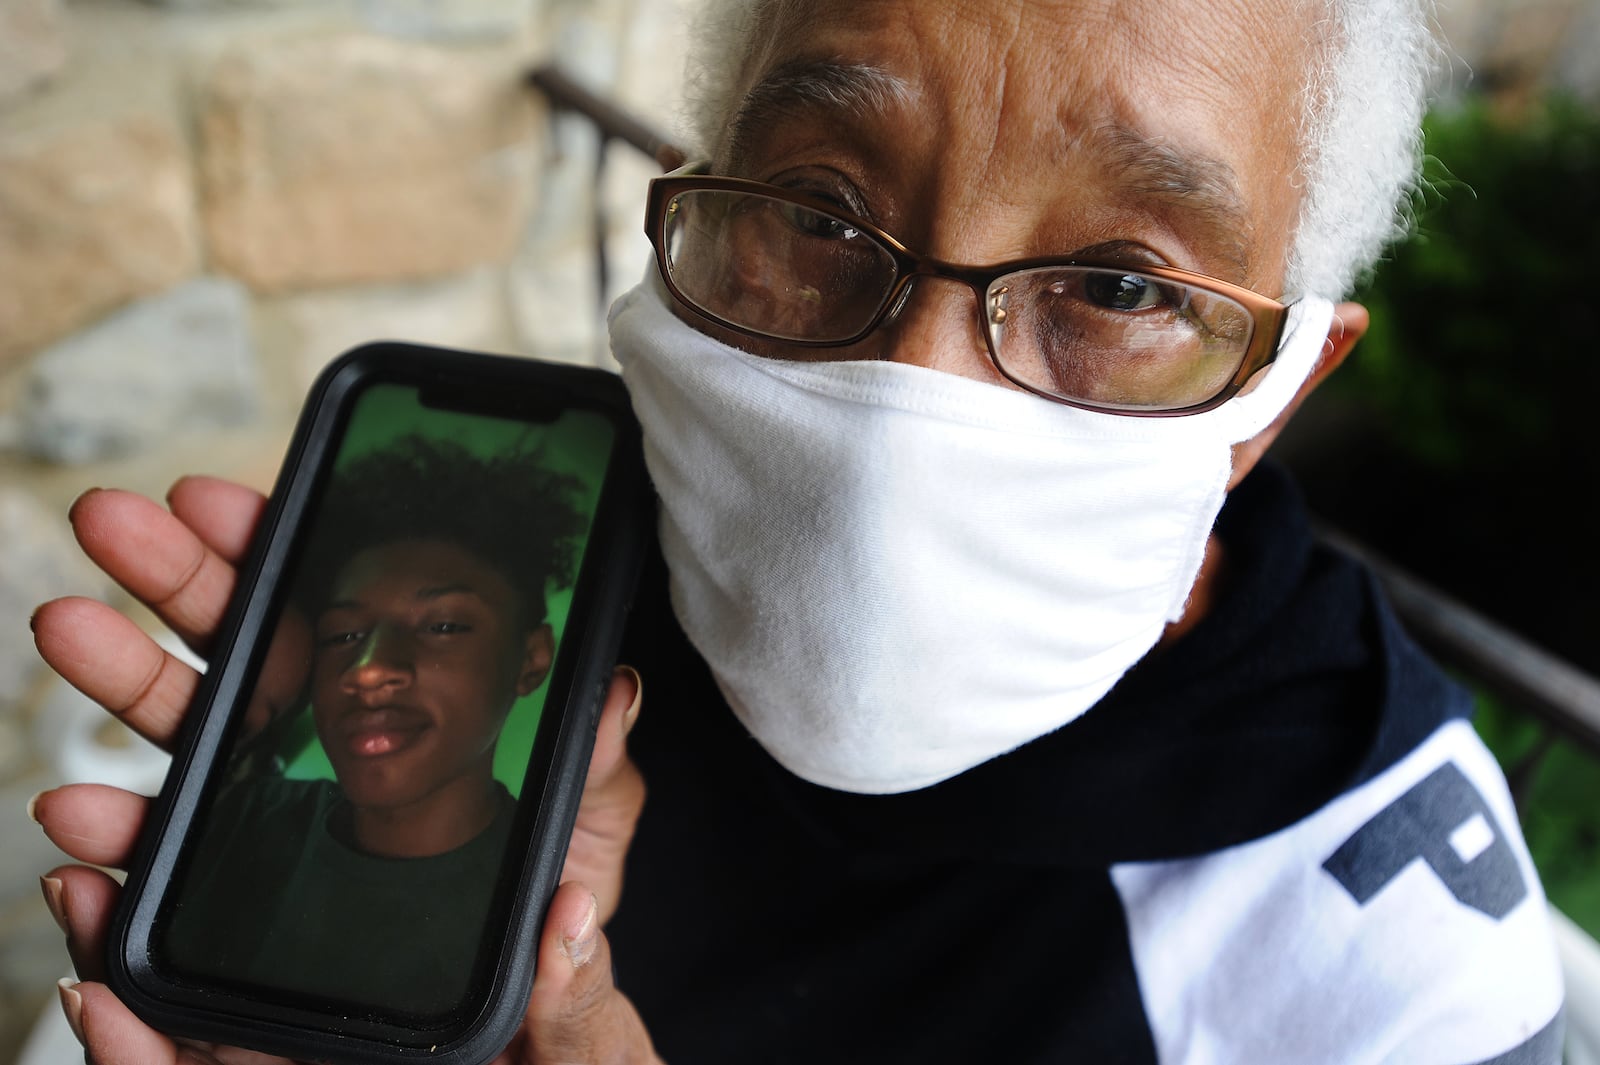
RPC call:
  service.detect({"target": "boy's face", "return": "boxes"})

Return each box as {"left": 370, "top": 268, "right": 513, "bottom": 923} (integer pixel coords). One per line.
{"left": 310, "top": 539, "right": 552, "bottom": 815}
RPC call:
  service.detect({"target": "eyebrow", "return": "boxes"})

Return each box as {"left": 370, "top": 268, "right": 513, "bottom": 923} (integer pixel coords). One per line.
{"left": 1087, "top": 124, "right": 1254, "bottom": 278}
{"left": 725, "top": 60, "right": 1256, "bottom": 278}
{"left": 321, "top": 584, "right": 484, "bottom": 614}
{"left": 726, "top": 58, "right": 916, "bottom": 168}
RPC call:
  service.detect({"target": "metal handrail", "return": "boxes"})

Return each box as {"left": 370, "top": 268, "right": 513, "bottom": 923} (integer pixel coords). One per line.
{"left": 1324, "top": 529, "right": 1600, "bottom": 761}
{"left": 524, "top": 62, "right": 1600, "bottom": 781}
{"left": 526, "top": 63, "right": 677, "bottom": 322}
{"left": 527, "top": 64, "right": 677, "bottom": 164}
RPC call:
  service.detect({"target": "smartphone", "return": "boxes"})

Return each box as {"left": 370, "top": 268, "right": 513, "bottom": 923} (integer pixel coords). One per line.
{"left": 106, "top": 343, "right": 651, "bottom": 1064}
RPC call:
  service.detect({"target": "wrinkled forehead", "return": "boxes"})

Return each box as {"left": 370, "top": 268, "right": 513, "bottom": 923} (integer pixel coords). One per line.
{"left": 727, "top": 0, "right": 1317, "bottom": 152}
{"left": 720, "top": 0, "right": 1320, "bottom": 286}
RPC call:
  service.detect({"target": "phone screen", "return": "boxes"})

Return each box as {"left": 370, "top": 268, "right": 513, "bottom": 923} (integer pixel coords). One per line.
{"left": 151, "top": 378, "right": 619, "bottom": 1024}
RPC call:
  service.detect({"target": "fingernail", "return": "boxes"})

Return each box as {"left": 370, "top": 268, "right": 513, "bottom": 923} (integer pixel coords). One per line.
{"left": 40, "top": 877, "right": 68, "bottom": 935}
{"left": 68, "top": 487, "right": 103, "bottom": 513}
{"left": 57, "top": 978, "right": 85, "bottom": 1045}
{"left": 25, "top": 790, "right": 46, "bottom": 825}
{"left": 28, "top": 606, "right": 39, "bottom": 633}
{"left": 615, "top": 665, "right": 642, "bottom": 736}
{"left": 561, "top": 892, "right": 599, "bottom": 969}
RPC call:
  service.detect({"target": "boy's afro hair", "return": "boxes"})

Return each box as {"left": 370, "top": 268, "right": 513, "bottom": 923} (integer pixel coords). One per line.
{"left": 295, "top": 434, "right": 589, "bottom": 627}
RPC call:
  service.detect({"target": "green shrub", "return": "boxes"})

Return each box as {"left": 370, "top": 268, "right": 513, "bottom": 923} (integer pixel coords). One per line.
{"left": 1290, "top": 93, "right": 1600, "bottom": 669}
{"left": 1293, "top": 95, "right": 1600, "bottom": 939}
{"left": 1474, "top": 695, "right": 1600, "bottom": 938}
{"left": 1339, "top": 95, "right": 1600, "bottom": 474}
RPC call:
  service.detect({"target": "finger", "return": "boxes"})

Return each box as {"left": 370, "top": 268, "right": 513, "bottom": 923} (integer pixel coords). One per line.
{"left": 43, "top": 863, "right": 121, "bottom": 982}
{"left": 59, "top": 981, "right": 298, "bottom": 1065}
{"left": 165, "top": 476, "right": 268, "bottom": 566}
{"left": 62, "top": 980, "right": 220, "bottom": 1065}
{"left": 69, "top": 488, "right": 241, "bottom": 654}
{"left": 526, "top": 881, "right": 658, "bottom": 1064}
{"left": 32, "top": 596, "right": 200, "bottom": 751}
{"left": 32, "top": 785, "right": 149, "bottom": 869}
{"left": 61, "top": 983, "right": 301, "bottom": 1065}
{"left": 202, "top": 1045, "right": 300, "bottom": 1065}
{"left": 586, "top": 666, "right": 643, "bottom": 791}
{"left": 561, "top": 666, "right": 646, "bottom": 923}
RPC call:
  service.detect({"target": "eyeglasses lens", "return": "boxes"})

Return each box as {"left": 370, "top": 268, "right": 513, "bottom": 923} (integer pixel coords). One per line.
{"left": 662, "top": 189, "right": 898, "bottom": 343}
{"left": 659, "top": 188, "right": 1256, "bottom": 412}
{"left": 985, "top": 268, "right": 1254, "bottom": 411}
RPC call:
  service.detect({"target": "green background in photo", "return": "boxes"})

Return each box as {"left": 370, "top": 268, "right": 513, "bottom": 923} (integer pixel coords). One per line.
{"left": 277, "top": 382, "right": 616, "bottom": 798}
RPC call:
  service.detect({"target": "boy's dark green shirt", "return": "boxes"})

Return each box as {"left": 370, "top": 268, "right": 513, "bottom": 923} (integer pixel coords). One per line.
{"left": 165, "top": 775, "right": 514, "bottom": 1017}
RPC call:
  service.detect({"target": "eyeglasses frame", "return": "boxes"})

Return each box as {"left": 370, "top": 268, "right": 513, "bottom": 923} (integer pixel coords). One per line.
{"left": 644, "top": 162, "right": 1294, "bottom": 417}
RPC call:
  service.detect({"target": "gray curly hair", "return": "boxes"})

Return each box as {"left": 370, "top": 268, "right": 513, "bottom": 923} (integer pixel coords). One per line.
{"left": 677, "top": 0, "right": 1440, "bottom": 300}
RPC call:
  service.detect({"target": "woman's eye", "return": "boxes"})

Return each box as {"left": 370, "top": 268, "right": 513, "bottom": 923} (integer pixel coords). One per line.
{"left": 778, "top": 201, "right": 860, "bottom": 241}
{"left": 1081, "top": 272, "right": 1167, "bottom": 312}
{"left": 427, "top": 620, "right": 471, "bottom": 636}
{"left": 316, "top": 629, "right": 365, "bottom": 649}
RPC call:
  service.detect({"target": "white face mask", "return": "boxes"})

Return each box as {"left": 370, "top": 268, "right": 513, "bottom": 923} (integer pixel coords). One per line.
{"left": 609, "top": 277, "right": 1334, "bottom": 794}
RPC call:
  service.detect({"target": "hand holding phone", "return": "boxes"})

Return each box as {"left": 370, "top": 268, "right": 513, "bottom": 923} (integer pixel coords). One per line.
{"left": 31, "top": 346, "right": 663, "bottom": 1064}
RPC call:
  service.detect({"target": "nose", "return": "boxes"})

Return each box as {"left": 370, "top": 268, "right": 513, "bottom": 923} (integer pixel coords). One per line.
{"left": 340, "top": 625, "right": 413, "bottom": 698}
{"left": 872, "top": 275, "right": 1008, "bottom": 386}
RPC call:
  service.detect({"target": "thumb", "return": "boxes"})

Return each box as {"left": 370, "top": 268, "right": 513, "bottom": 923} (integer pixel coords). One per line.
{"left": 526, "top": 881, "right": 659, "bottom": 1064}
{"left": 562, "top": 666, "right": 646, "bottom": 924}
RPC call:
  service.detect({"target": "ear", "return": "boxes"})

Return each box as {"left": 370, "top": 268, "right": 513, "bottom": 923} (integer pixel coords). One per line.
{"left": 656, "top": 143, "right": 688, "bottom": 172}
{"left": 1226, "top": 301, "right": 1368, "bottom": 490}
{"left": 515, "top": 624, "right": 556, "bottom": 697}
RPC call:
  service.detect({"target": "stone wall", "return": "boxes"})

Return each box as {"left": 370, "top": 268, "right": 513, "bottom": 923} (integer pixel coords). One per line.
{"left": 0, "top": 0, "right": 685, "bottom": 1057}
{"left": 0, "top": 0, "right": 688, "bottom": 661}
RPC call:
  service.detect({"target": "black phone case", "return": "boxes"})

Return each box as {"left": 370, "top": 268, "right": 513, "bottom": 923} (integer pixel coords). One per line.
{"left": 104, "top": 342, "right": 652, "bottom": 1064}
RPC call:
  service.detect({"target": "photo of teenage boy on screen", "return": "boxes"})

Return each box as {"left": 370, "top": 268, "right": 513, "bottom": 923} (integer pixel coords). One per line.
{"left": 164, "top": 434, "right": 588, "bottom": 1017}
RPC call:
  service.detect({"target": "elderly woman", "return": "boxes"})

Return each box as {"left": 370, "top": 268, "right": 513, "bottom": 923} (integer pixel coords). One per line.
{"left": 30, "top": 0, "right": 1564, "bottom": 1062}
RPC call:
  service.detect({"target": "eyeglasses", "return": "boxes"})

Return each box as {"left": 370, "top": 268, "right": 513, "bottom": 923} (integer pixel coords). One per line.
{"left": 644, "top": 163, "right": 1294, "bottom": 417}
